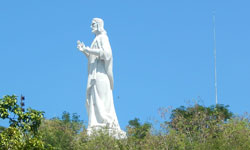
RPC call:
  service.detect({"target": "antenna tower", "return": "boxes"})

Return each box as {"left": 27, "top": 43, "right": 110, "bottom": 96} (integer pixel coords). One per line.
{"left": 213, "top": 11, "right": 218, "bottom": 105}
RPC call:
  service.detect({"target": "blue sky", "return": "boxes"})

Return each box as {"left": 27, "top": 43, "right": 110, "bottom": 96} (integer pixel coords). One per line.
{"left": 1, "top": 0, "right": 250, "bottom": 129}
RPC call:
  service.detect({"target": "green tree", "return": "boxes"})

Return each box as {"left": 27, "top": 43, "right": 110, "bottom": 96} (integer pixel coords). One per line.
{"left": 0, "top": 125, "right": 5, "bottom": 133}
{"left": 168, "top": 104, "right": 233, "bottom": 131}
{"left": 39, "top": 111, "right": 85, "bottom": 150}
{"left": 127, "top": 118, "right": 151, "bottom": 139}
{"left": 160, "top": 104, "right": 234, "bottom": 148}
{"left": 0, "top": 95, "right": 45, "bottom": 150}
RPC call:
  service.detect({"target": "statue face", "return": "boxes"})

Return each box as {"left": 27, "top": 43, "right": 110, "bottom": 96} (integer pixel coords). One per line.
{"left": 91, "top": 21, "right": 98, "bottom": 34}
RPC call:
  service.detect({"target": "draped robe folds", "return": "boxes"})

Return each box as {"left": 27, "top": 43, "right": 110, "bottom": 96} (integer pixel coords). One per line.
{"left": 82, "top": 33, "right": 125, "bottom": 137}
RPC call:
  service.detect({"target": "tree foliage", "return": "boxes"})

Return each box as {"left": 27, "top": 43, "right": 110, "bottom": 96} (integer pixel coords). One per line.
{"left": 0, "top": 126, "right": 5, "bottom": 133}
{"left": 127, "top": 118, "right": 151, "bottom": 139}
{"left": 0, "top": 95, "right": 45, "bottom": 150}
{"left": 1, "top": 95, "right": 250, "bottom": 150}
{"left": 167, "top": 104, "right": 233, "bottom": 131}
{"left": 39, "top": 111, "right": 84, "bottom": 150}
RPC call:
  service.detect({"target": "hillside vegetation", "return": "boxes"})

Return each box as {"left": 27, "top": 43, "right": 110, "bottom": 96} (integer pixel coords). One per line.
{"left": 1, "top": 95, "right": 250, "bottom": 150}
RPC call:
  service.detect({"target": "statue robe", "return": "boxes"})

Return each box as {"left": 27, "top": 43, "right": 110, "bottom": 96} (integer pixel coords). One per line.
{"left": 83, "top": 33, "right": 121, "bottom": 133}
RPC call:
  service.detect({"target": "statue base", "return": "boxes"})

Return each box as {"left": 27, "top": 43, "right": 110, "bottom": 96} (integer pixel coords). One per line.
{"left": 87, "top": 126, "right": 127, "bottom": 139}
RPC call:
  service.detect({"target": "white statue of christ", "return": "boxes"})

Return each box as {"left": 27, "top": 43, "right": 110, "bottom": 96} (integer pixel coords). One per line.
{"left": 77, "top": 18, "right": 126, "bottom": 138}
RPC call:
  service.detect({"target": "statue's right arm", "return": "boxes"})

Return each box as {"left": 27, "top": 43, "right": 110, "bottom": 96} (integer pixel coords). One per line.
{"left": 84, "top": 47, "right": 101, "bottom": 56}
{"left": 82, "top": 50, "right": 89, "bottom": 58}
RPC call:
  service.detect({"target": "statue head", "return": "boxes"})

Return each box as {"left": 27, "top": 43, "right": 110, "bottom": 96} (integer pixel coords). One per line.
{"left": 91, "top": 18, "right": 106, "bottom": 35}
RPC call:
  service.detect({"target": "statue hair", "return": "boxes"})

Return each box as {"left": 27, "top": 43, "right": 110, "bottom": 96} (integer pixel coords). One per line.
{"left": 93, "top": 18, "right": 107, "bottom": 34}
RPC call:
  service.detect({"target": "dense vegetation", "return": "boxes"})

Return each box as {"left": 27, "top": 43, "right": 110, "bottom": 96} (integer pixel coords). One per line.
{"left": 1, "top": 95, "right": 250, "bottom": 150}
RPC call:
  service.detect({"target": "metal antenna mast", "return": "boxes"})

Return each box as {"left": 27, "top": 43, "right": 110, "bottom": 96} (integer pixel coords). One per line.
{"left": 213, "top": 10, "right": 218, "bottom": 105}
